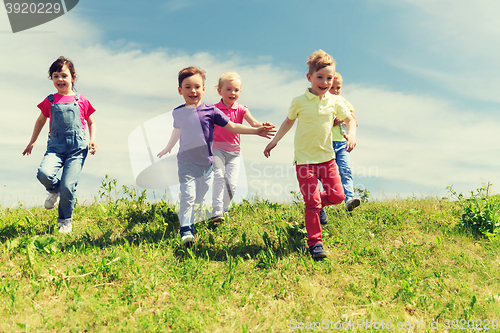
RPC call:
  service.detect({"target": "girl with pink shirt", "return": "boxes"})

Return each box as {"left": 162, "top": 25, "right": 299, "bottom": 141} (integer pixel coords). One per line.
{"left": 212, "top": 71, "right": 270, "bottom": 221}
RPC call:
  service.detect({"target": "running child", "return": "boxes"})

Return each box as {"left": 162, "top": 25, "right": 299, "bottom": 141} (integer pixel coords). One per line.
{"left": 264, "top": 50, "right": 357, "bottom": 259}
{"left": 22, "top": 56, "right": 97, "bottom": 234}
{"left": 212, "top": 71, "right": 272, "bottom": 221}
{"left": 157, "top": 66, "right": 275, "bottom": 246}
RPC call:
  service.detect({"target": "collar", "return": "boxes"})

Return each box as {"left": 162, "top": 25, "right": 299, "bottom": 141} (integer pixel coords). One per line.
{"left": 305, "top": 89, "right": 334, "bottom": 101}
{"left": 216, "top": 99, "right": 238, "bottom": 110}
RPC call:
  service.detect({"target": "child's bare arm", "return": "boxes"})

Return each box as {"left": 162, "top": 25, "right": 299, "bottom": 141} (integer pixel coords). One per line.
{"left": 87, "top": 114, "right": 97, "bottom": 155}
{"left": 224, "top": 121, "right": 275, "bottom": 139}
{"left": 343, "top": 114, "right": 357, "bottom": 152}
{"left": 22, "top": 113, "right": 47, "bottom": 156}
{"left": 334, "top": 112, "right": 357, "bottom": 127}
{"left": 264, "top": 117, "right": 295, "bottom": 158}
{"left": 157, "top": 128, "right": 181, "bottom": 158}
{"left": 243, "top": 111, "right": 262, "bottom": 127}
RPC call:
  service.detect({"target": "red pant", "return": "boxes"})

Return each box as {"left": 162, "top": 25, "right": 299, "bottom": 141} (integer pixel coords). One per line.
{"left": 296, "top": 159, "right": 345, "bottom": 247}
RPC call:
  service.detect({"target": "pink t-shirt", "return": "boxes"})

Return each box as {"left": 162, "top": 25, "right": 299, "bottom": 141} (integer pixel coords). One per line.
{"left": 213, "top": 100, "right": 248, "bottom": 153}
{"left": 37, "top": 93, "right": 95, "bottom": 131}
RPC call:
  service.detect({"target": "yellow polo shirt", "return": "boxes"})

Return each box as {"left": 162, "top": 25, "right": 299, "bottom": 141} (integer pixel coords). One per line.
{"left": 288, "top": 89, "right": 349, "bottom": 165}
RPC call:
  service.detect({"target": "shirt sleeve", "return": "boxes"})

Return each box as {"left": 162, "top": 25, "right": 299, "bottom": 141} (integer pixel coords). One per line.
{"left": 334, "top": 100, "right": 350, "bottom": 121}
{"left": 36, "top": 97, "right": 51, "bottom": 118}
{"left": 213, "top": 107, "right": 229, "bottom": 127}
{"left": 79, "top": 95, "right": 96, "bottom": 120}
{"left": 287, "top": 97, "right": 299, "bottom": 120}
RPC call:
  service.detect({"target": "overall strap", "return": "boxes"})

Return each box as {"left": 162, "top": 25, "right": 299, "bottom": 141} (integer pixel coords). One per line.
{"left": 48, "top": 94, "right": 54, "bottom": 103}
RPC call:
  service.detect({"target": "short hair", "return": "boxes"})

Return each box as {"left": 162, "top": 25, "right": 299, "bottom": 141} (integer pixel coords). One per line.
{"left": 178, "top": 66, "right": 206, "bottom": 87}
{"left": 334, "top": 72, "right": 343, "bottom": 83}
{"left": 217, "top": 71, "right": 242, "bottom": 90}
{"left": 48, "top": 56, "right": 77, "bottom": 88}
{"left": 306, "top": 49, "right": 335, "bottom": 75}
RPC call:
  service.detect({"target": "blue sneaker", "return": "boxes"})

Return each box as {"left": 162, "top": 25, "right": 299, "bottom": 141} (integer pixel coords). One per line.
{"left": 319, "top": 207, "right": 328, "bottom": 225}
{"left": 309, "top": 243, "right": 327, "bottom": 259}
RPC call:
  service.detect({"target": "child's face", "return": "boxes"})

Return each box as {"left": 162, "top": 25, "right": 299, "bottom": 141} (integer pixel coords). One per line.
{"left": 307, "top": 65, "right": 336, "bottom": 98}
{"left": 178, "top": 74, "right": 205, "bottom": 106}
{"left": 217, "top": 79, "right": 241, "bottom": 107}
{"left": 51, "top": 65, "right": 75, "bottom": 95}
{"left": 329, "top": 79, "right": 342, "bottom": 95}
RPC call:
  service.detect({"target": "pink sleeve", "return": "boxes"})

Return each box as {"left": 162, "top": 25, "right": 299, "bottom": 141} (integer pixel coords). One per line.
{"left": 79, "top": 95, "right": 96, "bottom": 120}
{"left": 237, "top": 105, "right": 248, "bottom": 123}
{"left": 36, "top": 97, "right": 51, "bottom": 118}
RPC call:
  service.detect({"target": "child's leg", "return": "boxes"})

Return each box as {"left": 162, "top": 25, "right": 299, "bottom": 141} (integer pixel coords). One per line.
{"left": 296, "top": 163, "right": 322, "bottom": 247}
{"left": 318, "top": 159, "right": 345, "bottom": 207}
{"left": 37, "top": 152, "right": 64, "bottom": 193}
{"left": 194, "top": 164, "right": 213, "bottom": 223}
{"left": 333, "top": 141, "right": 354, "bottom": 201}
{"left": 178, "top": 162, "right": 198, "bottom": 236}
{"left": 57, "top": 149, "right": 88, "bottom": 224}
{"left": 222, "top": 153, "right": 240, "bottom": 212}
{"left": 212, "top": 149, "right": 226, "bottom": 217}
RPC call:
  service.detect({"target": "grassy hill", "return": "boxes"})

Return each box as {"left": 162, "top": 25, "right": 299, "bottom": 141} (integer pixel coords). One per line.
{"left": 0, "top": 178, "right": 499, "bottom": 332}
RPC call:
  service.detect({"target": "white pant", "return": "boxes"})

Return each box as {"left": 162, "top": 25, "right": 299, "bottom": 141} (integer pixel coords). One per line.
{"left": 212, "top": 148, "right": 240, "bottom": 217}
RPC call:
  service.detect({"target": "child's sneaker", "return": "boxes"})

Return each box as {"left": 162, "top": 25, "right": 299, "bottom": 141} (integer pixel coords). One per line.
{"left": 181, "top": 233, "right": 194, "bottom": 246}
{"left": 58, "top": 221, "right": 72, "bottom": 234}
{"left": 211, "top": 215, "right": 225, "bottom": 223}
{"left": 319, "top": 207, "right": 328, "bottom": 225}
{"left": 345, "top": 198, "right": 361, "bottom": 212}
{"left": 309, "top": 243, "right": 327, "bottom": 259}
{"left": 44, "top": 192, "right": 60, "bottom": 210}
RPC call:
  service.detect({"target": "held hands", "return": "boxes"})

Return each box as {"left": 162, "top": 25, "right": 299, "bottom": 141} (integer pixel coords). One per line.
{"left": 256, "top": 123, "right": 276, "bottom": 139}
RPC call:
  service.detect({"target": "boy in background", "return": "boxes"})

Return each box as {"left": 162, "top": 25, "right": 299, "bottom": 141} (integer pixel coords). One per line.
{"left": 320, "top": 72, "right": 360, "bottom": 224}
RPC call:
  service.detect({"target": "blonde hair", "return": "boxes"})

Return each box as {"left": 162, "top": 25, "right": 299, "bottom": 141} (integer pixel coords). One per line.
{"left": 306, "top": 49, "right": 335, "bottom": 75}
{"left": 334, "top": 72, "right": 343, "bottom": 83}
{"left": 217, "top": 71, "right": 242, "bottom": 90}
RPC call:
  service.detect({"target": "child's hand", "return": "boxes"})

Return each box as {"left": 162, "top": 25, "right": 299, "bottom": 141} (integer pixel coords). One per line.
{"left": 157, "top": 148, "right": 171, "bottom": 158}
{"left": 264, "top": 141, "right": 277, "bottom": 158}
{"left": 344, "top": 133, "right": 357, "bottom": 152}
{"left": 22, "top": 143, "right": 35, "bottom": 156}
{"left": 333, "top": 117, "right": 343, "bottom": 127}
{"left": 262, "top": 121, "right": 274, "bottom": 127}
{"left": 256, "top": 124, "right": 276, "bottom": 139}
{"left": 88, "top": 140, "right": 97, "bottom": 155}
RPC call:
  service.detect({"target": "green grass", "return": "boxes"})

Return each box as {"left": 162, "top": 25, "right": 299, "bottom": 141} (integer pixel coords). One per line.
{"left": 0, "top": 181, "right": 499, "bottom": 332}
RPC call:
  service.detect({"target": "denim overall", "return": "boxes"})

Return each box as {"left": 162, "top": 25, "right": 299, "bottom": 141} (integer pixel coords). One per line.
{"left": 37, "top": 94, "right": 88, "bottom": 225}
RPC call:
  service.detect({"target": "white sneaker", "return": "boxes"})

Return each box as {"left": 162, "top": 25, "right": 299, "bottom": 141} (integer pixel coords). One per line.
{"left": 181, "top": 234, "right": 194, "bottom": 246}
{"left": 58, "top": 221, "right": 72, "bottom": 234}
{"left": 44, "top": 192, "right": 60, "bottom": 210}
{"left": 345, "top": 198, "right": 361, "bottom": 212}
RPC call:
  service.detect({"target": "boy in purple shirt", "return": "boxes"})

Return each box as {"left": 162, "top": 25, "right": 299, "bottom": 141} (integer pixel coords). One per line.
{"left": 158, "top": 66, "right": 275, "bottom": 246}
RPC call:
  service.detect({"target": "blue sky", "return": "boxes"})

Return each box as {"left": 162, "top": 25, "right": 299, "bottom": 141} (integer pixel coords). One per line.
{"left": 1, "top": 0, "right": 500, "bottom": 207}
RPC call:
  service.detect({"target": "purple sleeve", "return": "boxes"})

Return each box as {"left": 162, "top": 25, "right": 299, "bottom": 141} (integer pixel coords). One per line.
{"left": 213, "top": 107, "right": 229, "bottom": 127}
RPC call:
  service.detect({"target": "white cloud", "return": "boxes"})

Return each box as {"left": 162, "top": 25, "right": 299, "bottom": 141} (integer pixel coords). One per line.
{"left": 2, "top": 7, "right": 498, "bottom": 209}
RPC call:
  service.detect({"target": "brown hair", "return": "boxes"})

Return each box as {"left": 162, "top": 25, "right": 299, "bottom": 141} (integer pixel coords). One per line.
{"left": 306, "top": 49, "right": 335, "bottom": 75}
{"left": 178, "top": 66, "right": 206, "bottom": 87}
{"left": 48, "top": 56, "right": 77, "bottom": 89}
